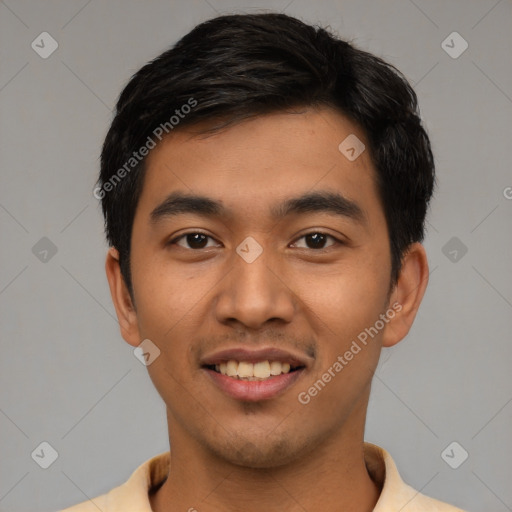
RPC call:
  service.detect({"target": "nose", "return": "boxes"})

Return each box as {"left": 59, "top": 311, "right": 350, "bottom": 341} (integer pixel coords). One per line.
{"left": 214, "top": 241, "right": 296, "bottom": 330}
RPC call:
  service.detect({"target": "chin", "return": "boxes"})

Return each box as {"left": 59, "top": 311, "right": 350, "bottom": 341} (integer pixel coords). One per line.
{"left": 206, "top": 431, "right": 314, "bottom": 469}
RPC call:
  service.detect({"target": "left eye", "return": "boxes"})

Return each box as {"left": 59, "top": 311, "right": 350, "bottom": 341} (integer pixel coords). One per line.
{"left": 169, "top": 231, "right": 339, "bottom": 250}
{"left": 291, "top": 232, "right": 339, "bottom": 250}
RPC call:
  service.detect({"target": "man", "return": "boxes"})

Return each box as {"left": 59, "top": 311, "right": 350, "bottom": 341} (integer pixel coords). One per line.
{"left": 63, "top": 12, "right": 468, "bottom": 512}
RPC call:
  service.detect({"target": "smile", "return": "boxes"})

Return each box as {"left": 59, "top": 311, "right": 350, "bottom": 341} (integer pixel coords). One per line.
{"left": 208, "top": 359, "right": 300, "bottom": 380}
{"left": 200, "top": 347, "right": 311, "bottom": 401}
{"left": 202, "top": 361, "right": 306, "bottom": 402}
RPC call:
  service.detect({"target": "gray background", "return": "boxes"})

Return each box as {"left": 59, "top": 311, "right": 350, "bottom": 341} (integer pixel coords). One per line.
{"left": 0, "top": 0, "right": 511, "bottom": 511}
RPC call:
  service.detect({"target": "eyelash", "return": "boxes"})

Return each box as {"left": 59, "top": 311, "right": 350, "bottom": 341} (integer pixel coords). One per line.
{"left": 168, "top": 231, "right": 343, "bottom": 251}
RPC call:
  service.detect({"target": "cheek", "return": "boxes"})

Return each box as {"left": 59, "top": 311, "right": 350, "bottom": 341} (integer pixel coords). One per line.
{"left": 131, "top": 251, "right": 207, "bottom": 335}
{"left": 297, "top": 256, "right": 389, "bottom": 341}
{"left": 294, "top": 265, "right": 387, "bottom": 419}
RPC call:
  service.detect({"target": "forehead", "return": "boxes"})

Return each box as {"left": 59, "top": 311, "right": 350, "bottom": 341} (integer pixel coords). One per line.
{"left": 137, "top": 108, "right": 382, "bottom": 227}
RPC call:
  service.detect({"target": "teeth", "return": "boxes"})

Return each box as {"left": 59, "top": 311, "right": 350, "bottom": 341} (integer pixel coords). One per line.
{"left": 215, "top": 360, "right": 294, "bottom": 379}
{"left": 237, "top": 361, "right": 253, "bottom": 378}
{"left": 253, "top": 361, "right": 271, "bottom": 379}
{"left": 270, "top": 361, "right": 290, "bottom": 375}
{"left": 226, "top": 360, "right": 238, "bottom": 377}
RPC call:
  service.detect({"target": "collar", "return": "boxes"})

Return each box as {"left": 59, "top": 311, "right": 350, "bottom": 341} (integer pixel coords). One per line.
{"left": 74, "top": 442, "right": 465, "bottom": 511}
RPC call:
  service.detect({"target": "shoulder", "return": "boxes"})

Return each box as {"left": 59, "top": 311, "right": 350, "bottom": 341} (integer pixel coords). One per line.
{"left": 399, "top": 485, "right": 468, "bottom": 511}
{"left": 364, "top": 442, "right": 469, "bottom": 512}
{"left": 396, "top": 481, "right": 468, "bottom": 511}
{"left": 57, "top": 451, "right": 170, "bottom": 512}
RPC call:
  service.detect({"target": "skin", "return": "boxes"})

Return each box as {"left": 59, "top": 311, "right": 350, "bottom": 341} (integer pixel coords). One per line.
{"left": 106, "top": 107, "right": 429, "bottom": 512}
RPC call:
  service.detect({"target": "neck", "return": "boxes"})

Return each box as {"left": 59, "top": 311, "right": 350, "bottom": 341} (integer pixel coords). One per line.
{"left": 150, "top": 402, "right": 381, "bottom": 512}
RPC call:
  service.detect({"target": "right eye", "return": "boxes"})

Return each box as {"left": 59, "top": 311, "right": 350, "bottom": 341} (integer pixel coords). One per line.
{"left": 168, "top": 232, "right": 222, "bottom": 250}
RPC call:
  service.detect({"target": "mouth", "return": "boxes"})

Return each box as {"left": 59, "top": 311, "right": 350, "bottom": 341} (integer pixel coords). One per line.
{"left": 200, "top": 348, "right": 310, "bottom": 402}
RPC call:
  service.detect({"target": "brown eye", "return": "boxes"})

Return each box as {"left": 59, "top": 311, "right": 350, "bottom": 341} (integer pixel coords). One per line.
{"left": 170, "top": 232, "right": 219, "bottom": 250}
{"left": 292, "top": 232, "right": 339, "bottom": 250}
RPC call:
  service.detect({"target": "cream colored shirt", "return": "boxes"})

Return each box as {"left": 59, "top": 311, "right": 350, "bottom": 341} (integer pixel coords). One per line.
{"left": 60, "top": 442, "right": 467, "bottom": 511}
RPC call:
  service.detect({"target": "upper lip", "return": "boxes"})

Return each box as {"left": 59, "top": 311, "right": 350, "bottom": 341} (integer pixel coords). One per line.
{"left": 200, "top": 347, "right": 312, "bottom": 368}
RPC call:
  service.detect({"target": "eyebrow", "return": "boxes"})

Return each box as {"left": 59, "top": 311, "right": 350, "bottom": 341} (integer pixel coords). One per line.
{"left": 150, "top": 190, "right": 366, "bottom": 225}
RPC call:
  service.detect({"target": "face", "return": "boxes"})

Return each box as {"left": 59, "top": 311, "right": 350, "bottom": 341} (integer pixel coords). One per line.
{"left": 108, "top": 107, "right": 423, "bottom": 469}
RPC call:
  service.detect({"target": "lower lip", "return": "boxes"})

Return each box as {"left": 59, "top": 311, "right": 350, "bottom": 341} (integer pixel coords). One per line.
{"left": 203, "top": 368, "right": 305, "bottom": 402}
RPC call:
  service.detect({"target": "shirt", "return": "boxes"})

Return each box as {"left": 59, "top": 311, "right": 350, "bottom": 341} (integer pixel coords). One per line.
{"left": 59, "top": 442, "right": 468, "bottom": 511}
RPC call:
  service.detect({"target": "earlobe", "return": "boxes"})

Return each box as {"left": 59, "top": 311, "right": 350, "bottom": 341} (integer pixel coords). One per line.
{"left": 105, "top": 247, "right": 141, "bottom": 347}
{"left": 381, "top": 243, "right": 429, "bottom": 348}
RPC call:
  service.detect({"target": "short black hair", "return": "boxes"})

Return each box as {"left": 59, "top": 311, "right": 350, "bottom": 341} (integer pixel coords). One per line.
{"left": 98, "top": 12, "right": 435, "bottom": 297}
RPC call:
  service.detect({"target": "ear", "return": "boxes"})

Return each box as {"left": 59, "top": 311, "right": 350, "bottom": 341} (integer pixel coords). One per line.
{"left": 381, "top": 243, "right": 429, "bottom": 348}
{"left": 105, "top": 247, "right": 141, "bottom": 347}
